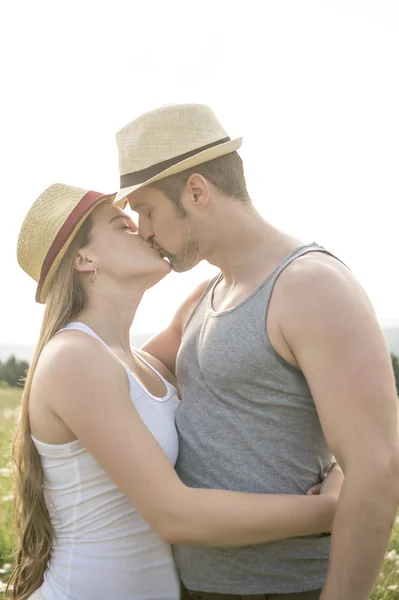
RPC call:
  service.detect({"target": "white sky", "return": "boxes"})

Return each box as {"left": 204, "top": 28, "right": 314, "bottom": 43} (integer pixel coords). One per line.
{"left": 1, "top": 0, "right": 398, "bottom": 345}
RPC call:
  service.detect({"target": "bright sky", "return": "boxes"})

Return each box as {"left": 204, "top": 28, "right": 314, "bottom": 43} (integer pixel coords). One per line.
{"left": 1, "top": 0, "right": 398, "bottom": 345}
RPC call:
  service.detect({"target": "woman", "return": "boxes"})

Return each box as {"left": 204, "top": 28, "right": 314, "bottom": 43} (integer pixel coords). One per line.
{"left": 10, "top": 184, "right": 342, "bottom": 600}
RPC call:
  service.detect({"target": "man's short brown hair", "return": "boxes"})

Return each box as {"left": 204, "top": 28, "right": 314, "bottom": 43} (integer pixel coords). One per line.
{"left": 149, "top": 151, "right": 250, "bottom": 216}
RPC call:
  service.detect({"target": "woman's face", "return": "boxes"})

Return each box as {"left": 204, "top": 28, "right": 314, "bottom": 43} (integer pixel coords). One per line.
{"left": 76, "top": 201, "right": 171, "bottom": 288}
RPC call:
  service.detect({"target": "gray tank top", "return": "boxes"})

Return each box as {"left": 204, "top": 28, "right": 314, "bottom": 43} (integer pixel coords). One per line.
{"left": 173, "top": 242, "right": 334, "bottom": 595}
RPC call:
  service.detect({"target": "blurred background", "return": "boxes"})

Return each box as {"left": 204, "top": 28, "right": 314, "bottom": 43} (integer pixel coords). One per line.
{"left": 1, "top": 3, "right": 399, "bottom": 596}
{"left": 0, "top": 0, "right": 398, "bottom": 355}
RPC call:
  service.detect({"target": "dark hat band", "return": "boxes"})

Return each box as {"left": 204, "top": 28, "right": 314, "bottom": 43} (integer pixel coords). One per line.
{"left": 119, "top": 136, "right": 231, "bottom": 189}
{"left": 36, "top": 190, "right": 106, "bottom": 302}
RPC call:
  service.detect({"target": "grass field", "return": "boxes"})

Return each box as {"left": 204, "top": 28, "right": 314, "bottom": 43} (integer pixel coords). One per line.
{"left": 0, "top": 388, "right": 399, "bottom": 598}
{"left": 0, "top": 387, "right": 20, "bottom": 594}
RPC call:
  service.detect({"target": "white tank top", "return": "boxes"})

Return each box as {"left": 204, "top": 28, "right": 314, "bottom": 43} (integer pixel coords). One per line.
{"left": 32, "top": 322, "right": 180, "bottom": 600}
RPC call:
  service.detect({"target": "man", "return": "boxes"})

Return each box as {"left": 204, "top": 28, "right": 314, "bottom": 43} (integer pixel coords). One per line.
{"left": 114, "top": 104, "right": 399, "bottom": 600}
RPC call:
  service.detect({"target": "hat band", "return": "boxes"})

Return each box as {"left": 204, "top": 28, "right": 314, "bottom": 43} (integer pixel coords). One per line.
{"left": 120, "top": 136, "right": 231, "bottom": 189}
{"left": 36, "top": 190, "right": 106, "bottom": 302}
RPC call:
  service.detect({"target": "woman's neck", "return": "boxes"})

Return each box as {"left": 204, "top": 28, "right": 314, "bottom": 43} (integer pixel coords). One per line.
{"left": 76, "top": 287, "right": 145, "bottom": 354}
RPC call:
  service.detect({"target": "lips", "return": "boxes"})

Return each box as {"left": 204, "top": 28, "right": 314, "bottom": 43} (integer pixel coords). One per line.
{"left": 158, "top": 249, "right": 171, "bottom": 264}
{"left": 151, "top": 246, "right": 171, "bottom": 264}
{"left": 153, "top": 246, "right": 166, "bottom": 258}
{"left": 160, "top": 254, "right": 171, "bottom": 264}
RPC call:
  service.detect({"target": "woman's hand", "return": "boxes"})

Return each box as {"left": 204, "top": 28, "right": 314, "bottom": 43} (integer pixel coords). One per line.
{"left": 306, "top": 461, "right": 344, "bottom": 500}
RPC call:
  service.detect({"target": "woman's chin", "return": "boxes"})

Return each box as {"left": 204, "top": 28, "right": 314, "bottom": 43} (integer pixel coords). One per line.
{"left": 162, "top": 257, "right": 172, "bottom": 272}
{"left": 161, "top": 260, "right": 172, "bottom": 278}
{"left": 147, "top": 259, "right": 172, "bottom": 286}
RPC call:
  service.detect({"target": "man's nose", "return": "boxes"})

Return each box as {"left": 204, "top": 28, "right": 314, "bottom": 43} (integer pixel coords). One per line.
{"left": 138, "top": 217, "right": 153, "bottom": 242}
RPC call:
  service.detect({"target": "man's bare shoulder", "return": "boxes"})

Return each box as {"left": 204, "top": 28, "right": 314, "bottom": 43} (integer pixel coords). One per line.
{"left": 184, "top": 278, "right": 214, "bottom": 309}
{"left": 142, "top": 278, "right": 214, "bottom": 375}
{"left": 283, "top": 250, "right": 351, "bottom": 284}
{"left": 278, "top": 251, "right": 365, "bottom": 307}
{"left": 172, "top": 278, "right": 214, "bottom": 331}
{"left": 276, "top": 250, "right": 379, "bottom": 343}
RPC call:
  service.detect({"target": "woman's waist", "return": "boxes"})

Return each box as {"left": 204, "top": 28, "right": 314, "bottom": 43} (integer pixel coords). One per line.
{"left": 42, "top": 544, "right": 179, "bottom": 599}
{"left": 51, "top": 533, "right": 174, "bottom": 563}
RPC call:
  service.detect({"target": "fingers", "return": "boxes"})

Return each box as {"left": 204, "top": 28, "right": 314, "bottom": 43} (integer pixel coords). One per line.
{"left": 323, "top": 459, "right": 338, "bottom": 478}
{"left": 306, "top": 483, "right": 322, "bottom": 495}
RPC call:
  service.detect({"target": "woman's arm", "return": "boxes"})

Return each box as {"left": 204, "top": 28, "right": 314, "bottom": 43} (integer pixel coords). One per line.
{"left": 160, "top": 473, "right": 339, "bottom": 546}
{"left": 39, "top": 333, "right": 341, "bottom": 547}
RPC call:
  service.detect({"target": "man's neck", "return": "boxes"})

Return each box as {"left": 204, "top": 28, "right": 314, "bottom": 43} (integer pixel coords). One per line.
{"left": 204, "top": 202, "right": 302, "bottom": 285}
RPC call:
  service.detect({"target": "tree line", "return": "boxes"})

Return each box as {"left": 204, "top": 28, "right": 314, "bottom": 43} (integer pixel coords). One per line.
{"left": 0, "top": 356, "right": 29, "bottom": 388}
{"left": 392, "top": 353, "right": 399, "bottom": 396}
{"left": 1, "top": 354, "right": 399, "bottom": 395}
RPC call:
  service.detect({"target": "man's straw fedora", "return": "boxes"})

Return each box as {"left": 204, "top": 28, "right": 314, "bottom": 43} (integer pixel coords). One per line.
{"left": 114, "top": 104, "right": 242, "bottom": 204}
{"left": 17, "top": 183, "right": 114, "bottom": 304}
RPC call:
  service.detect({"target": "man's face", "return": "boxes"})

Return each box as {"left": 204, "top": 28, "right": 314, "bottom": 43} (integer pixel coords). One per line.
{"left": 128, "top": 186, "right": 201, "bottom": 272}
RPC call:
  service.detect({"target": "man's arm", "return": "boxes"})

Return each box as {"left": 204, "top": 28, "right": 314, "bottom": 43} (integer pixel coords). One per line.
{"left": 279, "top": 254, "right": 399, "bottom": 600}
{"left": 143, "top": 280, "right": 211, "bottom": 375}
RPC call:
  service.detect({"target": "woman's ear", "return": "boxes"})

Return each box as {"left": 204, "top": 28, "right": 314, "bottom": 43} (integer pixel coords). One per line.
{"left": 75, "top": 249, "right": 95, "bottom": 274}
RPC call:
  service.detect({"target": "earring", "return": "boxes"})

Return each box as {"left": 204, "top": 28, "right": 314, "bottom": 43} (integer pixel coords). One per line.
{"left": 89, "top": 265, "right": 98, "bottom": 284}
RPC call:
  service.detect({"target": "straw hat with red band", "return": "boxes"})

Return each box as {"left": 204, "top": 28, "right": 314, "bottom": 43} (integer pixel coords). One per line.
{"left": 17, "top": 184, "right": 116, "bottom": 304}
{"left": 114, "top": 103, "right": 243, "bottom": 205}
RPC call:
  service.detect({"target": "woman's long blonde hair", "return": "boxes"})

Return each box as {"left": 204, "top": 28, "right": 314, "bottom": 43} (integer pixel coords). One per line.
{"left": 8, "top": 217, "right": 92, "bottom": 599}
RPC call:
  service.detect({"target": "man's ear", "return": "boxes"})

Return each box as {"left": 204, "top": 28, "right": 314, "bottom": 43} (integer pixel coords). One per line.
{"left": 186, "top": 174, "right": 210, "bottom": 208}
{"left": 74, "top": 249, "right": 95, "bottom": 274}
